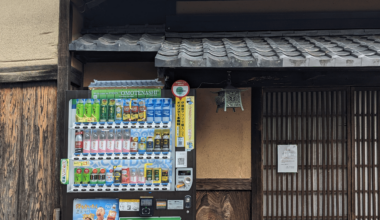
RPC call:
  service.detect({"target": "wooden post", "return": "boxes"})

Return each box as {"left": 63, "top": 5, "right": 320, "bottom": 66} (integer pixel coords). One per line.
{"left": 56, "top": 0, "right": 72, "bottom": 216}
{"left": 251, "top": 87, "right": 263, "bottom": 220}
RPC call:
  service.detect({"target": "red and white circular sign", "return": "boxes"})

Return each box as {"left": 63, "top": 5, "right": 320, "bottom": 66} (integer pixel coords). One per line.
{"left": 171, "top": 80, "right": 190, "bottom": 98}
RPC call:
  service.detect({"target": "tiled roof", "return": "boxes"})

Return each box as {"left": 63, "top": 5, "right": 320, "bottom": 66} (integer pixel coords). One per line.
{"left": 69, "top": 34, "right": 164, "bottom": 51}
{"left": 88, "top": 79, "right": 164, "bottom": 88}
{"left": 155, "top": 36, "right": 380, "bottom": 67}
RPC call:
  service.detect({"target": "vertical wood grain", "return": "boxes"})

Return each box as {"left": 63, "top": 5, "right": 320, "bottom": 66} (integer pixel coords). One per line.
{"left": 0, "top": 83, "right": 23, "bottom": 220}
{"left": 16, "top": 82, "right": 57, "bottom": 220}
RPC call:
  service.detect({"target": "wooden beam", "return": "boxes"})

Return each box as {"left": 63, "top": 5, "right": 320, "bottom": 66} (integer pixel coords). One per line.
{"left": 57, "top": 0, "right": 72, "bottom": 217}
{"left": 251, "top": 87, "right": 263, "bottom": 220}
{"left": 70, "top": 67, "right": 83, "bottom": 87}
{"left": 196, "top": 178, "right": 251, "bottom": 190}
{"left": 0, "top": 65, "right": 57, "bottom": 83}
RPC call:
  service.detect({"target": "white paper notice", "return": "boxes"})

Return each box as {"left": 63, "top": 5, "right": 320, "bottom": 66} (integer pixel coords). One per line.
{"left": 176, "top": 151, "right": 187, "bottom": 168}
{"left": 119, "top": 199, "right": 139, "bottom": 211}
{"left": 277, "top": 145, "right": 298, "bottom": 173}
{"left": 168, "top": 200, "right": 184, "bottom": 210}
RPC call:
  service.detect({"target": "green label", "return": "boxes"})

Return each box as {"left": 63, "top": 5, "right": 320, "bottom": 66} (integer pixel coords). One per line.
{"left": 100, "top": 99, "right": 108, "bottom": 122}
{"left": 92, "top": 99, "right": 100, "bottom": 122}
{"left": 145, "top": 89, "right": 161, "bottom": 98}
{"left": 108, "top": 99, "right": 116, "bottom": 122}
{"left": 74, "top": 168, "right": 83, "bottom": 184}
{"left": 84, "top": 99, "right": 93, "bottom": 118}
{"left": 82, "top": 168, "right": 91, "bottom": 184}
{"left": 76, "top": 100, "right": 84, "bottom": 117}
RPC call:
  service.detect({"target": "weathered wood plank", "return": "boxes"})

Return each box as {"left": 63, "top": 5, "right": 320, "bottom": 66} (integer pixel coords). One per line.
{"left": 17, "top": 82, "right": 57, "bottom": 220}
{"left": 70, "top": 67, "right": 83, "bottom": 87}
{"left": 251, "top": 88, "right": 263, "bottom": 220}
{"left": 0, "top": 66, "right": 57, "bottom": 83}
{"left": 197, "top": 179, "right": 251, "bottom": 191}
{"left": 0, "top": 83, "right": 23, "bottom": 220}
{"left": 196, "top": 191, "right": 251, "bottom": 220}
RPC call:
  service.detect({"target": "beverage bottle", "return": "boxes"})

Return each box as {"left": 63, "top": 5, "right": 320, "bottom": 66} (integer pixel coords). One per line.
{"left": 75, "top": 130, "right": 83, "bottom": 156}
{"left": 84, "top": 99, "right": 93, "bottom": 119}
{"left": 115, "top": 99, "right": 123, "bottom": 122}
{"left": 98, "top": 168, "right": 106, "bottom": 186}
{"left": 162, "top": 129, "right": 170, "bottom": 153}
{"left": 108, "top": 99, "right": 116, "bottom": 123}
{"left": 138, "top": 136, "right": 147, "bottom": 155}
{"left": 92, "top": 99, "right": 100, "bottom": 123}
{"left": 123, "top": 99, "right": 131, "bottom": 123}
{"left": 114, "top": 129, "right": 122, "bottom": 155}
{"left": 106, "top": 129, "right": 115, "bottom": 155}
{"left": 75, "top": 99, "right": 84, "bottom": 123}
{"left": 114, "top": 167, "right": 122, "bottom": 186}
{"left": 74, "top": 168, "right": 82, "bottom": 185}
{"left": 106, "top": 204, "right": 117, "bottom": 220}
{"left": 99, "top": 99, "right": 108, "bottom": 123}
{"left": 99, "top": 131, "right": 106, "bottom": 155}
{"left": 162, "top": 98, "right": 171, "bottom": 123}
{"left": 146, "top": 99, "right": 155, "bottom": 123}
{"left": 121, "top": 167, "right": 130, "bottom": 185}
{"left": 83, "top": 130, "right": 91, "bottom": 156}
{"left": 82, "top": 168, "right": 91, "bottom": 186}
{"left": 154, "top": 99, "right": 162, "bottom": 124}
{"left": 91, "top": 130, "right": 99, "bottom": 156}
{"left": 122, "top": 129, "right": 130, "bottom": 155}
{"left": 130, "top": 168, "right": 137, "bottom": 185}
{"left": 106, "top": 168, "right": 114, "bottom": 186}
{"left": 90, "top": 168, "right": 98, "bottom": 186}
{"left": 146, "top": 134, "right": 154, "bottom": 155}
{"left": 153, "top": 129, "right": 162, "bottom": 154}
{"left": 137, "top": 168, "right": 145, "bottom": 184}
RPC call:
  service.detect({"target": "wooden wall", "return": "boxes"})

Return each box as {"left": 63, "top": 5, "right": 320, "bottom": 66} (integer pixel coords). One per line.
{"left": 0, "top": 81, "right": 58, "bottom": 220}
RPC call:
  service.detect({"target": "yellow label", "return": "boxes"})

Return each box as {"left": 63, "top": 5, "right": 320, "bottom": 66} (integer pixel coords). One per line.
{"left": 144, "top": 163, "right": 153, "bottom": 178}
{"left": 120, "top": 199, "right": 139, "bottom": 203}
{"left": 185, "top": 96, "right": 195, "bottom": 151}
{"left": 73, "top": 161, "right": 90, "bottom": 166}
{"left": 175, "top": 97, "right": 186, "bottom": 147}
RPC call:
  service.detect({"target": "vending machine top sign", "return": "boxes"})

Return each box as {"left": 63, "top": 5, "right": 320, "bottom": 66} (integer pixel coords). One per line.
{"left": 171, "top": 80, "right": 190, "bottom": 99}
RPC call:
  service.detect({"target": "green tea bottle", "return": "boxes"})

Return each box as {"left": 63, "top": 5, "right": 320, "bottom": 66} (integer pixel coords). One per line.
{"left": 84, "top": 99, "right": 93, "bottom": 118}
{"left": 92, "top": 99, "right": 100, "bottom": 122}
{"left": 82, "top": 168, "right": 91, "bottom": 185}
{"left": 76, "top": 99, "right": 85, "bottom": 122}
{"left": 100, "top": 99, "right": 108, "bottom": 122}
{"left": 108, "top": 99, "right": 116, "bottom": 122}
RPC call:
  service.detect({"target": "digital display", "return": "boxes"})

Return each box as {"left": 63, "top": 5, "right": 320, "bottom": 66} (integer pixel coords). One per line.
{"left": 178, "top": 170, "right": 191, "bottom": 176}
{"left": 141, "top": 199, "right": 152, "bottom": 206}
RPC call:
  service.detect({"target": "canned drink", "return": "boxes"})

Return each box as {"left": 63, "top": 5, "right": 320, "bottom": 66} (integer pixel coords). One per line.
{"left": 99, "top": 99, "right": 108, "bottom": 122}
{"left": 161, "top": 169, "right": 169, "bottom": 184}
{"left": 82, "top": 168, "right": 91, "bottom": 185}
{"left": 92, "top": 99, "right": 100, "bottom": 122}
{"left": 114, "top": 167, "right": 122, "bottom": 184}
{"left": 153, "top": 168, "right": 161, "bottom": 184}
{"left": 146, "top": 168, "right": 153, "bottom": 184}
{"left": 90, "top": 169, "right": 98, "bottom": 185}
{"left": 74, "top": 168, "right": 82, "bottom": 185}
{"left": 98, "top": 168, "right": 106, "bottom": 185}
{"left": 153, "top": 129, "right": 162, "bottom": 153}
{"left": 108, "top": 99, "right": 116, "bottom": 122}
{"left": 121, "top": 168, "right": 130, "bottom": 184}
{"left": 162, "top": 129, "right": 170, "bottom": 152}
{"left": 115, "top": 99, "right": 123, "bottom": 121}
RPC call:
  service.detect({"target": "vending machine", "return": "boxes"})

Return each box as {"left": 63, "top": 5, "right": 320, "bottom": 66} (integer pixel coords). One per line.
{"left": 61, "top": 88, "right": 196, "bottom": 220}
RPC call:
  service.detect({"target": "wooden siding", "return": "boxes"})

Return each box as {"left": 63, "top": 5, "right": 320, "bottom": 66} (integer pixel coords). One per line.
{"left": 0, "top": 82, "right": 58, "bottom": 220}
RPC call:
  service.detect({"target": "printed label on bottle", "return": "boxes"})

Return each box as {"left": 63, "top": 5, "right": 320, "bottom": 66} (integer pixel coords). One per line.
{"left": 130, "top": 142, "right": 138, "bottom": 151}
{"left": 115, "top": 140, "right": 122, "bottom": 152}
{"left": 99, "top": 141, "right": 106, "bottom": 151}
{"left": 107, "top": 141, "right": 114, "bottom": 151}
{"left": 106, "top": 173, "right": 113, "bottom": 182}
{"left": 91, "top": 141, "right": 98, "bottom": 151}
{"left": 130, "top": 175, "right": 137, "bottom": 183}
{"left": 123, "top": 140, "right": 130, "bottom": 152}
{"left": 83, "top": 141, "right": 91, "bottom": 152}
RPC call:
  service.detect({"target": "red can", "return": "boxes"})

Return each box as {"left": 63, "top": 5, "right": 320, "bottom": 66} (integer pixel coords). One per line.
{"left": 121, "top": 168, "right": 130, "bottom": 184}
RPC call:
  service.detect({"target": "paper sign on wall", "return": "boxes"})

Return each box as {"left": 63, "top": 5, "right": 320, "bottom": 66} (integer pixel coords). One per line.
{"left": 277, "top": 145, "right": 298, "bottom": 173}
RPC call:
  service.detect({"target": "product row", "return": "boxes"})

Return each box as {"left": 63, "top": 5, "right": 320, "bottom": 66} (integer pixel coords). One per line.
{"left": 75, "top": 98, "right": 172, "bottom": 124}
{"left": 74, "top": 129, "right": 170, "bottom": 156}
{"left": 74, "top": 167, "right": 169, "bottom": 187}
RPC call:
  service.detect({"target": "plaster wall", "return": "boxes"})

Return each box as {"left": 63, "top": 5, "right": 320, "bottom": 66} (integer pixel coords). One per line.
{"left": 83, "top": 62, "right": 251, "bottom": 178}
{"left": 0, "top": 0, "right": 59, "bottom": 68}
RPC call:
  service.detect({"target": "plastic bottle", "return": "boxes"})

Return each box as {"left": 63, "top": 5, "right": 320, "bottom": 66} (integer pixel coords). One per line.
{"left": 82, "top": 168, "right": 91, "bottom": 186}
{"left": 130, "top": 168, "right": 137, "bottom": 185}
{"left": 154, "top": 99, "right": 162, "bottom": 124}
{"left": 91, "top": 130, "right": 99, "bottom": 156}
{"left": 106, "top": 130, "right": 115, "bottom": 155}
{"left": 114, "top": 129, "right": 122, "bottom": 155}
{"left": 162, "top": 98, "right": 171, "bottom": 123}
{"left": 114, "top": 167, "right": 122, "bottom": 186}
{"left": 99, "top": 131, "right": 106, "bottom": 155}
{"left": 137, "top": 168, "right": 145, "bottom": 185}
{"left": 98, "top": 168, "right": 106, "bottom": 186}
{"left": 75, "top": 130, "right": 83, "bottom": 156}
{"left": 90, "top": 169, "right": 98, "bottom": 186}
{"left": 83, "top": 130, "right": 91, "bottom": 156}
{"left": 122, "top": 129, "right": 130, "bottom": 155}
{"left": 121, "top": 167, "right": 130, "bottom": 185}
{"left": 106, "top": 168, "right": 114, "bottom": 186}
{"left": 146, "top": 99, "right": 155, "bottom": 123}
{"left": 106, "top": 204, "right": 117, "bottom": 220}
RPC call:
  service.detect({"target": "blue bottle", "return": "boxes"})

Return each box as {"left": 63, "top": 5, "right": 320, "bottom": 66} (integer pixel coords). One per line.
{"left": 162, "top": 99, "right": 171, "bottom": 123}
{"left": 154, "top": 99, "right": 163, "bottom": 124}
